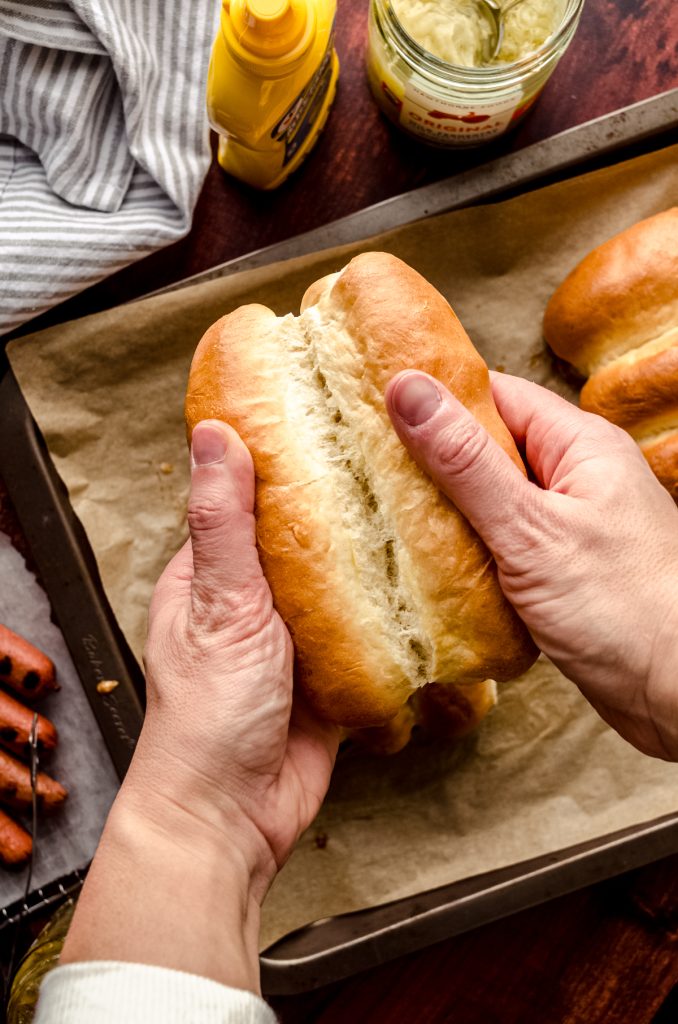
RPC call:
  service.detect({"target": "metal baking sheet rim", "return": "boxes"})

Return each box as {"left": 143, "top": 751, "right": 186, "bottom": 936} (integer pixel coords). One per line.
{"left": 260, "top": 812, "right": 678, "bottom": 993}
{"left": 145, "top": 88, "right": 678, "bottom": 299}
{"left": 1, "top": 88, "right": 678, "bottom": 986}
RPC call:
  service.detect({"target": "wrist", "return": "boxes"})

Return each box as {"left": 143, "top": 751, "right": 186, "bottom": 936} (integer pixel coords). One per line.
{"left": 121, "top": 725, "right": 279, "bottom": 900}
{"left": 61, "top": 783, "right": 266, "bottom": 993}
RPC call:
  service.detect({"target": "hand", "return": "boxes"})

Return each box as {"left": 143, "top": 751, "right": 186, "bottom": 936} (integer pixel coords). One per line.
{"left": 386, "top": 370, "right": 678, "bottom": 761}
{"left": 136, "top": 419, "right": 339, "bottom": 881}
{"left": 61, "top": 421, "right": 338, "bottom": 990}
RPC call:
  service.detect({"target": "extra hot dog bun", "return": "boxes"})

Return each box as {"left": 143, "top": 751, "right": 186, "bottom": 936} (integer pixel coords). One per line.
{"left": 186, "top": 253, "right": 537, "bottom": 729}
{"left": 543, "top": 208, "right": 678, "bottom": 501}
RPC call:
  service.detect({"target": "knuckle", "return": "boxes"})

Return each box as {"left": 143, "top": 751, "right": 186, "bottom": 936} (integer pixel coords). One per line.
{"left": 434, "top": 419, "right": 490, "bottom": 480}
{"left": 610, "top": 425, "right": 644, "bottom": 460}
{"left": 187, "top": 494, "right": 228, "bottom": 534}
{"left": 591, "top": 468, "right": 625, "bottom": 507}
{"left": 576, "top": 418, "right": 646, "bottom": 494}
{"left": 581, "top": 413, "right": 633, "bottom": 456}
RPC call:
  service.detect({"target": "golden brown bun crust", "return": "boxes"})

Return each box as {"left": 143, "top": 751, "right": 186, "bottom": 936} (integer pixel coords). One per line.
{"left": 543, "top": 208, "right": 678, "bottom": 376}
{"left": 348, "top": 702, "right": 417, "bottom": 755}
{"left": 348, "top": 678, "right": 497, "bottom": 754}
{"left": 186, "top": 253, "right": 537, "bottom": 728}
{"left": 641, "top": 435, "right": 678, "bottom": 503}
{"left": 544, "top": 210, "right": 678, "bottom": 503}
{"left": 580, "top": 343, "right": 678, "bottom": 437}
{"left": 299, "top": 273, "right": 335, "bottom": 311}
{"left": 323, "top": 255, "right": 526, "bottom": 470}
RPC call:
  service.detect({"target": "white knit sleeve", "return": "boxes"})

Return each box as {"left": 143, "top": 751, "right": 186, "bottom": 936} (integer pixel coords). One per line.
{"left": 34, "top": 962, "right": 278, "bottom": 1024}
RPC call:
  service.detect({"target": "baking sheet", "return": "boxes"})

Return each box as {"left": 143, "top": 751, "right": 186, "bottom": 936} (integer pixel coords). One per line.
{"left": 6, "top": 141, "right": 678, "bottom": 949}
{"left": 148, "top": 90, "right": 678, "bottom": 299}
{"left": 0, "top": 532, "right": 119, "bottom": 908}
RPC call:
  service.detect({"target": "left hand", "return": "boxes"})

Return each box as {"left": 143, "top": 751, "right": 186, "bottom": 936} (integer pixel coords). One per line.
{"left": 60, "top": 421, "right": 338, "bottom": 991}
{"left": 133, "top": 419, "right": 339, "bottom": 891}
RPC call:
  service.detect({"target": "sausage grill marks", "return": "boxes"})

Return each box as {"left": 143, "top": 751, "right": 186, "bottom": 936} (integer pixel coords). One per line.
{"left": 0, "top": 623, "right": 59, "bottom": 701}
{"left": 0, "top": 624, "right": 67, "bottom": 868}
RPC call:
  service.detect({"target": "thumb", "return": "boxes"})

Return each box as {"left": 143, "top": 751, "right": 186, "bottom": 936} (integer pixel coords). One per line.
{"left": 188, "top": 420, "right": 265, "bottom": 616}
{"left": 386, "top": 371, "right": 534, "bottom": 553}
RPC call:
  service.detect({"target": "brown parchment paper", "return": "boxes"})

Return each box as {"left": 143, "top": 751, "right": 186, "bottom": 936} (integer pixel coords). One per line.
{"left": 8, "top": 143, "right": 678, "bottom": 949}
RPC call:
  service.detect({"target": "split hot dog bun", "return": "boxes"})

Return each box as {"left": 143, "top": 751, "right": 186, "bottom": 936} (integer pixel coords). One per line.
{"left": 186, "top": 252, "right": 537, "bottom": 732}
{"left": 543, "top": 208, "right": 678, "bottom": 501}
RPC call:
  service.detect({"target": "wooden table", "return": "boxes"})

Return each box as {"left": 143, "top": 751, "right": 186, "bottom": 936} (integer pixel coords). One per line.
{"left": 3, "top": 0, "right": 678, "bottom": 1020}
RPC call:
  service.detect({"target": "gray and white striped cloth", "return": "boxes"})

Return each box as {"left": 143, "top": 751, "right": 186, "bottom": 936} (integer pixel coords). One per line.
{"left": 0, "top": 0, "right": 220, "bottom": 336}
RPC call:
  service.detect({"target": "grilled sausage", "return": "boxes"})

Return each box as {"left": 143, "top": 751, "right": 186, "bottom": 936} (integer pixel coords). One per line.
{"left": 0, "top": 748, "right": 67, "bottom": 812}
{"left": 0, "top": 623, "right": 58, "bottom": 700}
{"left": 0, "top": 807, "right": 32, "bottom": 868}
{"left": 0, "top": 691, "right": 57, "bottom": 759}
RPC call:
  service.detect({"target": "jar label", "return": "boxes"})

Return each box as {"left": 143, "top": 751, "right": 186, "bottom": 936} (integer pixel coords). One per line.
{"left": 398, "top": 79, "right": 527, "bottom": 144}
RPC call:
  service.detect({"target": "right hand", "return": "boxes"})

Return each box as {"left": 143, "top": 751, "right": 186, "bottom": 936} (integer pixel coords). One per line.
{"left": 386, "top": 370, "right": 678, "bottom": 761}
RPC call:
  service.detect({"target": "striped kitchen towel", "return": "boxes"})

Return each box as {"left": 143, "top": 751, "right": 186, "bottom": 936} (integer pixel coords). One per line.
{"left": 0, "top": 0, "right": 220, "bottom": 336}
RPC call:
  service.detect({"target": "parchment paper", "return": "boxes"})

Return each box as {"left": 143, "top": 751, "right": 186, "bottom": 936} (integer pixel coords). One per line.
{"left": 7, "top": 143, "right": 678, "bottom": 948}
{"left": 0, "top": 532, "right": 120, "bottom": 908}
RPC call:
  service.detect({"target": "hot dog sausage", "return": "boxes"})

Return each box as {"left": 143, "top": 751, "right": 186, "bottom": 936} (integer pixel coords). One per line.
{"left": 0, "top": 748, "right": 67, "bottom": 812}
{"left": 0, "top": 691, "right": 57, "bottom": 759}
{"left": 0, "top": 623, "right": 58, "bottom": 701}
{"left": 0, "top": 807, "right": 32, "bottom": 868}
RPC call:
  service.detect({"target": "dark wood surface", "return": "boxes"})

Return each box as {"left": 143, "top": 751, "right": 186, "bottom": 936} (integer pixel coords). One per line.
{"left": 3, "top": 0, "right": 678, "bottom": 1019}
{"left": 13, "top": 0, "right": 678, "bottom": 337}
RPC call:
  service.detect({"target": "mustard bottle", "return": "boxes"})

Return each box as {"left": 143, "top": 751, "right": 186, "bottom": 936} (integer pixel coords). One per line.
{"left": 207, "top": 0, "right": 339, "bottom": 190}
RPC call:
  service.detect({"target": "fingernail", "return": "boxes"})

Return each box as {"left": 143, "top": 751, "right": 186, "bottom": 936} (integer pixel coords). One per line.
{"left": 392, "top": 373, "right": 442, "bottom": 426}
{"left": 191, "top": 424, "right": 226, "bottom": 467}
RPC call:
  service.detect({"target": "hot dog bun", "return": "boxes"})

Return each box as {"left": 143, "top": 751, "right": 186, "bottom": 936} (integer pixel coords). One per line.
{"left": 345, "top": 677, "right": 499, "bottom": 754}
{"left": 543, "top": 208, "right": 678, "bottom": 501}
{"left": 186, "top": 253, "right": 537, "bottom": 729}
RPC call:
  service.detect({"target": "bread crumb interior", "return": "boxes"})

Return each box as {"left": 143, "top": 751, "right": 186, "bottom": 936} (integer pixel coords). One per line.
{"left": 277, "top": 309, "right": 432, "bottom": 689}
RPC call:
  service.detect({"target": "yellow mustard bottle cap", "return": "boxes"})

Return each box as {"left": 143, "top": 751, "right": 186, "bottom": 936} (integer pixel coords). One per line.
{"left": 229, "top": 0, "right": 308, "bottom": 57}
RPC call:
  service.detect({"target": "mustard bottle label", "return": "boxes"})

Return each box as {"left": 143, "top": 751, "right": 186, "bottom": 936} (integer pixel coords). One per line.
{"left": 271, "top": 28, "right": 336, "bottom": 167}
{"left": 208, "top": 0, "right": 339, "bottom": 189}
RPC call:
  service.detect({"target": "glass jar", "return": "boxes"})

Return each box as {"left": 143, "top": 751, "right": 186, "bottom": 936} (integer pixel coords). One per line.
{"left": 367, "top": 0, "right": 585, "bottom": 147}
{"left": 7, "top": 899, "right": 77, "bottom": 1024}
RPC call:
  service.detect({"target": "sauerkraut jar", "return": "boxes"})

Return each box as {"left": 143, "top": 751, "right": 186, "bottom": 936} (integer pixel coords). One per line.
{"left": 367, "top": 0, "right": 585, "bottom": 146}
